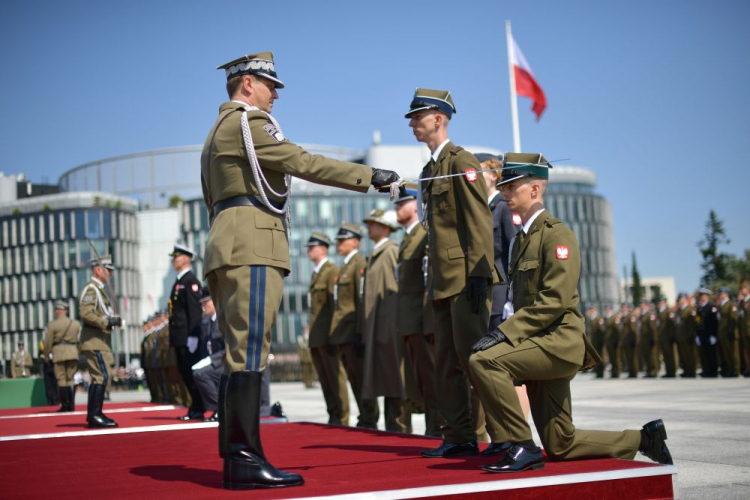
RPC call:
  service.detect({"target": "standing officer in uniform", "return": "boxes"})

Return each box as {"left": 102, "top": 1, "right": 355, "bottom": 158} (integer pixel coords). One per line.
{"left": 362, "top": 209, "right": 405, "bottom": 432}
{"left": 395, "top": 187, "right": 442, "bottom": 436}
{"left": 675, "top": 292, "right": 697, "bottom": 377}
{"left": 739, "top": 283, "right": 750, "bottom": 376}
{"left": 657, "top": 298, "right": 678, "bottom": 378}
{"left": 11, "top": 341, "right": 33, "bottom": 378}
{"left": 330, "top": 223, "right": 379, "bottom": 428}
{"left": 406, "top": 88, "right": 497, "bottom": 458}
{"left": 306, "top": 232, "right": 349, "bottom": 426}
{"left": 43, "top": 301, "right": 81, "bottom": 412}
{"left": 717, "top": 287, "right": 739, "bottom": 377}
{"left": 639, "top": 300, "right": 658, "bottom": 378}
{"left": 696, "top": 288, "right": 719, "bottom": 377}
{"left": 192, "top": 288, "right": 226, "bottom": 422}
{"left": 585, "top": 306, "right": 606, "bottom": 378}
{"left": 603, "top": 304, "right": 621, "bottom": 378}
{"left": 470, "top": 155, "right": 672, "bottom": 473}
{"left": 620, "top": 302, "right": 639, "bottom": 378}
{"left": 79, "top": 255, "right": 121, "bottom": 428}
{"left": 168, "top": 243, "right": 205, "bottom": 420}
{"left": 201, "top": 51, "right": 398, "bottom": 490}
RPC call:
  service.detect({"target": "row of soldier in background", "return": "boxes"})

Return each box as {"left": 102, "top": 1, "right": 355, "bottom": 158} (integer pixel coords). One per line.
{"left": 585, "top": 284, "right": 750, "bottom": 379}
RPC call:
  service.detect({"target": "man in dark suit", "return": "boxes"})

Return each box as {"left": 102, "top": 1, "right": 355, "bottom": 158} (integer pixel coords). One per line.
{"left": 192, "top": 288, "right": 225, "bottom": 422}
{"left": 168, "top": 243, "right": 205, "bottom": 420}
{"left": 696, "top": 288, "right": 719, "bottom": 378}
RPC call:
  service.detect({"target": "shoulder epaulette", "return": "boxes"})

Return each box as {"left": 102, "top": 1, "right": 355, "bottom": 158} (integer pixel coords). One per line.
{"left": 544, "top": 214, "right": 562, "bottom": 227}
{"left": 450, "top": 146, "right": 464, "bottom": 155}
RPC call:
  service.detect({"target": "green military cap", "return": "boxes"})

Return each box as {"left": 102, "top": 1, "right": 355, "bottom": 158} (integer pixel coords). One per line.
{"left": 405, "top": 88, "right": 456, "bottom": 119}
{"left": 305, "top": 232, "right": 332, "bottom": 247}
{"left": 54, "top": 300, "right": 69, "bottom": 310}
{"left": 394, "top": 182, "right": 418, "bottom": 204}
{"left": 169, "top": 243, "right": 195, "bottom": 259}
{"left": 363, "top": 209, "right": 400, "bottom": 230}
{"left": 89, "top": 254, "right": 115, "bottom": 270}
{"left": 335, "top": 222, "right": 363, "bottom": 240}
{"left": 498, "top": 153, "right": 553, "bottom": 187}
{"left": 217, "top": 51, "right": 284, "bottom": 88}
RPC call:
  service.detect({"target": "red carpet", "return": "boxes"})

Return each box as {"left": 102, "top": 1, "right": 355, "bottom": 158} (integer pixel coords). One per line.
{"left": 0, "top": 401, "right": 167, "bottom": 417}
{"left": 0, "top": 422, "right": 675, "bottom": 499}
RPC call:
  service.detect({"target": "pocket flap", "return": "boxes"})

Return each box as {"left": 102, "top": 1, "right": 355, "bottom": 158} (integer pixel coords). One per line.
{"left": 254, "top": 212, "right": 284, "bottom": 231}
{"left": 447, "top": 245, "right": 465, "bottom": 260}
{"left": 518, "top": 259, "right": 539, "bottom": 272}
{"left": 431, "top": 183, "right": 450, "bottom": 195}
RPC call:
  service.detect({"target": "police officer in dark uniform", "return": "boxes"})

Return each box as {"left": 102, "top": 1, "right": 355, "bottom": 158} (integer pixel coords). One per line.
{"left": 168, "top": 243, "right": 205, "bottom": 420}
{"left": 695, "top": 287, "right": 719, "bottom": 378}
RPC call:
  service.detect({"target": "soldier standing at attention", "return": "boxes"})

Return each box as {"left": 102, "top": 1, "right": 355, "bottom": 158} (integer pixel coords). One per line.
{"left": 79, "top": 255, "right": 122, "bottom": 428}
{"left": 362, "top": 209, "right": 406, "bottom": 432}
{"left": 739, "top": 283, "right": 750, "bottom": 376}
{"left": 201, "top": 51, "right": 398, "bottom": 490}
{"left": 168, "top": 243, "right": 205, "bottom": 420}
{"left": 11, "top": 341, "right": 33, "bottom": 378}
{"left": 695, "top": 288, "right": 719, "bottom": 378}
{"left": 406, "top": 88, "right": 497, "bottom": 458}
{"left": 586, "top": 306, "right": 606, "bottom": 378}
{"left": 469, "top": 154, "right": 672, "bottom": 473}
{"left": 657, "top": 298, "right": 678, "bottom": 378}
{"left": 620, "top": 302, "right": 639, "bottom": 378}
{"left": 675, "top": 292, "right": 697, "bottom": 377}
{"left": 639, "top": 300, "right": 659, "bottom": 378}
{"left": 716, "top": 287, "right": 740, "bottom": 377}
{"left": 603, "top": 304, "right": 621, "bottom": 378}
{"left": 306, "top": 232, "right": 349, "bottom": 426}
{"left": 43, "top": 301, "right": 81, "bottom": 412}
{"left": 330, "top": 223, "right": 379, "bottom": 429}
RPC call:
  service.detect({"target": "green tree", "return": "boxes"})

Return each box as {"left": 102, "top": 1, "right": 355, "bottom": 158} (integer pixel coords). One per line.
{"left": 631, "top": 251, "right": 642, "bottom": 305}
{"left": 728, "top": 249, "right": 750, "bottom": 286}
{"left": 651, "top": 284, "right": 662, "bottom": 306}
{"left": 168, "top": 195, "right": 184, "bottom": 208}
{"left": 698, "top": 210, "right": 731, "bottom": 286}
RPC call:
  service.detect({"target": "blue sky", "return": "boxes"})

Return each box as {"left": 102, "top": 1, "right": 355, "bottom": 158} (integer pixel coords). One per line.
{"left": 1, "top": 0, "right": 748, "bottom": 292}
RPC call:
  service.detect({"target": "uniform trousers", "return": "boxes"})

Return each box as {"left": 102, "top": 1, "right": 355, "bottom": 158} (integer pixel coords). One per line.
{"left": 54, "top": 360, "right": 77, "bottom": 387}
{"left": 432, "top": 292, "right": 489, "bottom": 444}
{"left": 621, "top": 337, "right": 638, "bottom": 377}
{"left": 310, "top": 345, "right": 350, "bottom": 425}
{"left": 717, "top": 336, "right": 739, "bottom": 376}
{"left": 658, "top": 336, "right": 677, "bottom": 377}
{"left": 404, "top": 333, "right": 443, "bottom": 436}
{"left": 638, "top": 337, "right": 658, "bottom": 377}
{"left": 83, "top": 350, "right": 113, "bottom": 385}
{"left": 676, "top": 339, "right": 696, "bottom": 376}
{"left": 605, "top": 337, "right": 620, "bottom": 378}
{"left": 590, "top": 332, "right": 605, "bottom": 378}
{"left": 193, "top": 363, "right": 222, "bottom": 413}
{"left": 175, "top": 346, "right": 204, "bottom": 411}
{"left": 338, "top": 343, "right": 379, "bottom": 428}
{"left": 470, "top": 341, "right": 641, "bottom": 460}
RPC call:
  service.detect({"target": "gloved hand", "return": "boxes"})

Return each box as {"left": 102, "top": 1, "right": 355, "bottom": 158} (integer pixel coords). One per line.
{"left": 466, "top": 277, "right": 489, "bottom": 314}
{"left": 353, "top": 333, "right": 366, "bottom": 356}
{"left": 709, "top": 336, "right": 717, "bottom": 345}
{"left": 472, "top": 329, "right": 507, "bottom": 352}
{"left": 187, "top": 336, "right": 199, "bottom": 354}
{"left": 695, "top": 336, "right": 701, "bottom": 346}
{"left": 370, "top": 168, "right": 400, "bottom": 193}
{"left": 107, "top": 316, "right": 123, "bottom": 328}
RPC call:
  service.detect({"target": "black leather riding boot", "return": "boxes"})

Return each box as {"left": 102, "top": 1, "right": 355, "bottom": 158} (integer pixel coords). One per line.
{"left": 57, "top": 388, "right": 68, "bottom": 413}
{"left": 218, "top": 373, "right": 228, "bottom": 458}
{"left": 223, "top": 371, "right": 303, "bottom": 490}
{"left": 67, "top": 387, "right": 76, "bottom": 412}
{"left": 87, "top": 384, "right": 117, "bottom": 428}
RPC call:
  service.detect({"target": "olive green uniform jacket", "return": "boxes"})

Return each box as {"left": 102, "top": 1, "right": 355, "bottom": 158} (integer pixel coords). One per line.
{"left": 78, "top": 278, "right": 114, "bottom": 354}
{"left": 201, "top": 102, "right": 372, "bottom": 277}
{"left": 308, "top": 260, "right": 338, "bottom": 349}
{"left": 501, "top": 211, "right": 600, "bottom": 370}
{"left": 330, "top": 252, "right": 366, "bottom": 345}
{"left": 419, "top": 142, "right": 497, "bottom": 300}
{"left": 362, "top": 240, "right": 405, "bottom": 400}
{"left": 397, "top": 223, "right": 428, "bottom": 337}
{"left": 43, "top": 315, "right": 81, "bottom": 363}
{"left": 718, "top": 300, "right": 739, "bottom": 375}
{"left": 11, "top": 350, "right": 33, "bottom": 378}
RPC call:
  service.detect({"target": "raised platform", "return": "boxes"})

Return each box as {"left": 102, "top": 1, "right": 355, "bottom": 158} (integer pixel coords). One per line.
{"left": 0, "top": 378, "right": 48, "bottom": 408}
{"left": 0, "top": 406, "right": 677, "bottom": 499}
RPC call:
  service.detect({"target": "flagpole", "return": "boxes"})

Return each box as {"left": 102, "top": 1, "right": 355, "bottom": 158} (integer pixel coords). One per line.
{"left": 506, "top": 20, "right": 521, "bottom": 153}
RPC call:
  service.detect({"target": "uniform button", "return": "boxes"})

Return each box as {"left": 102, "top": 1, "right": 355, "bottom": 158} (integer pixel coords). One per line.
{"left": 356, "top": 179, "right": 362, "bottom": 185}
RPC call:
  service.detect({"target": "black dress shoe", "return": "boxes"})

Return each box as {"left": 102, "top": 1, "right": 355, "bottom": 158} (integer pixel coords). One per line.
{"left": 639, "top": 419, "right": 673, "bottom": 465}
{"left": 204, "top": 412, "right": 219, "bottom": 422}
{"left": 420, "top": 441, "right": 478, "bottom": 458}
{"left": 224, "top": 451, "right": 304, "bottom": 490}
{"left": 481, "top": 442, "right": 512, "bottom": 457}
{"left": 178, "top": 410, "right": 205, "bottom": 421}
{"left": 270, "top": 402, "right": 285, "bottom": 419}
{"left": 482, "top": 445, "right": 544, "bottom": 473}
{"left": 87, "top": 415, "right": 118, "bottom": 429}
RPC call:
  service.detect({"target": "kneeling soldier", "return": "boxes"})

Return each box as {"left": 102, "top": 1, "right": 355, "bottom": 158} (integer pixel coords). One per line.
{"left": 469, "top": 154, "right": 672, "bottom": 473}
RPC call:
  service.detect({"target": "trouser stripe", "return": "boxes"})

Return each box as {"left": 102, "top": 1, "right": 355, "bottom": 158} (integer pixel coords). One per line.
{"left": 95, "top": 351, "right": 109, "bottom": 386}
{"left": 255, "top": 266, "right": 266, "bottom": 371}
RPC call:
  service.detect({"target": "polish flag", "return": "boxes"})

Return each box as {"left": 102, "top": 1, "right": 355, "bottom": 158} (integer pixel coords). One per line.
{"left": 511, "top": 36, "right": 547, "bottom": 121}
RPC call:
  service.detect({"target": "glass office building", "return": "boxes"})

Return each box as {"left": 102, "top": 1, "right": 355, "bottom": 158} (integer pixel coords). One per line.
{"left": 0, "top": 192, "right": 141, "bottom": 363}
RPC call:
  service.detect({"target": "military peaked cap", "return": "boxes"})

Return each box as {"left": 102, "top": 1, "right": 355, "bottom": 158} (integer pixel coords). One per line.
{"left": 498, "top": 153, "right": 553, "bottom": 187}
{"left": 54, "top": 300, "right": 69, "bottom": 310}
{"left": 169, "top": 243, "right": 195, "bottom": 259}
{"left": 405, "top": 88, "right": 456, "bottom": 119}
{"left": 306, "top": 232, "right": 332, "bottom": 247}
{"left": 363, "top": 209, "right": 400, "bottom": 230}
{"left": 336, "top": 222, "right": 363, "bottom": 240}
{"left": 218, "top": 51, "right": 285, "bottom": 88}
{"left": 89, "top": 254, "right": 115, "bottom": 270}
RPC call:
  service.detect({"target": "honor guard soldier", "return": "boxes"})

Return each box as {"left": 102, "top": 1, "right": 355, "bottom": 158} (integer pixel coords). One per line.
{"left": 192, "top": 288, "right": 226, "bottom": 422}
{"left": 201, "top": 51, "right": 398, "bottom": 490}
{"left": 395, "top": 187, "right": 443, "bottom": 436}
{"left": 585, "top": 306, "right": 606, "bottom": 378}
{"left": 717, "top": 287, "right": 740, "bottom": 377}
{"left": 675, "top": 292, "right": 697, "bottom": 377}
{"left": 79, "top": 255, "right": 121, "bottom": 428}
{"left": 406, "top": 88, "right": 497, "bottom": 457}
{"left": 639, "top": 300, "right": 659, "bottom": 378}
{"left": 739, "top": 283, "right": 750, "bottom": 376}
{"left": 306, "top": 232, "right": 349, "bottom": 426}
{"left": 168, "top": 243, "right": 206, "bottom": 420}
{"left": 469, "top": 154, "right": 672, "bottom": 473}
{"left": 11, "top": 341, "right": 33, "bottom": 378}
{"left": 620, "top": 302, "right": 639, "bottom": 378}
{"left": 696, "top": 288, "right": 719, "bottom": 377}
{"left": 330, "top": 223, "right": 379, "bottom": 428}
{"left": 43, "top": 301, "right": 81, "bottom": 412}
{"left": 603, "top": 304, "right": 621, "bottom": 378}
{"left": 657, "top": 298, "right": 678, "bottom": 378}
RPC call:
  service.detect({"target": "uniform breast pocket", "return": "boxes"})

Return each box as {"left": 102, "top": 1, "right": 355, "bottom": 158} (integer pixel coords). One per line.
{"left": 431, "top": 182, "right": 454, "bottom": 213}
{"left": 253, "top": 212, "right": 288, "bottom": 261}
{"left": 516, "top": 259, "right": 540, "bottom": 296}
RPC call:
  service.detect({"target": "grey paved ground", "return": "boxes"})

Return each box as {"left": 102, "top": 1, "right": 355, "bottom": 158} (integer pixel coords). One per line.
{"left": 110, "top": 374, "right": 750, "bottom": 499}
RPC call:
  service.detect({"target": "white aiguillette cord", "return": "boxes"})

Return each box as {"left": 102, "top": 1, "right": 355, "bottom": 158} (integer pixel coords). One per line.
{"left": 386, "top": 159, "right": 570, "bottom": 201}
